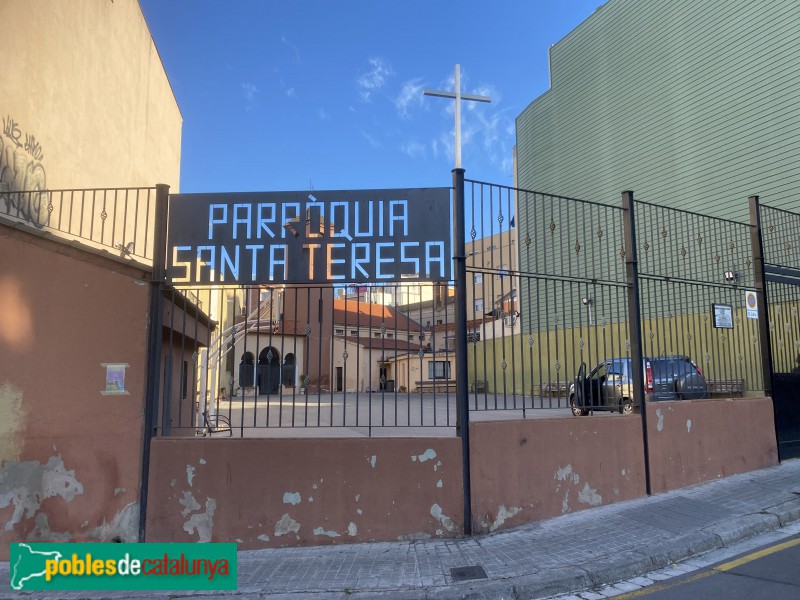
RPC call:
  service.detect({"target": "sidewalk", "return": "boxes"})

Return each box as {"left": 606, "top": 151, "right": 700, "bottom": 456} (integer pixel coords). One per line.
{"left": 4, "top": 459, "right": 800, "bottom": 599}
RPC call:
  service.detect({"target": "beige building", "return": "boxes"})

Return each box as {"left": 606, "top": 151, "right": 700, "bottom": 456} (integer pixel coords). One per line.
{"left": 0, "top": 0, "right": 181, "bottom": 252}
{"left": 401, "top": 229, "right": 521, "bottom": 352}
{"left": 331, "top": 299, "right": 423, "bottom": 392}
{"left": 467, "top": 230, "right": 519, "bottom": 326}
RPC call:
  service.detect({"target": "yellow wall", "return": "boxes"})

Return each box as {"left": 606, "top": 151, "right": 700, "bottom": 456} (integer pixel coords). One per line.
{"left": 470, "top": 305, "right": 766, "bottom": 395}
{"left": 331, "top": 338, "right": 401, "bottom": 392}
{"left": 392, "top": 353, "right": 454, "bottom": 392}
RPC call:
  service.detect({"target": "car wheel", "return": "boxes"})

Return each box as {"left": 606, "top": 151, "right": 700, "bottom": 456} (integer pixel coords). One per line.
{"left": 677, "top": 373, "right": 708, "bottom": 400}
{"left": 570, "top": 394, "right": 588, "bottom": 416}
{"left": 619, "top": 397, "right": 634, "bottom": 415}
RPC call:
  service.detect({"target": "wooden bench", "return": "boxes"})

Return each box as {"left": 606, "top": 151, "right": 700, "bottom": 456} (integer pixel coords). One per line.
{"left": 199, "top": 410, "right": 232, "bottom": 436}
{"left": 707, "top": 379, "right": 745, "bottom": 397}
{"left": 540, "top": 381, "right": 570, "bottom": 397}
{"left": 414, "top": 380, "right": 457, "bottom": 393}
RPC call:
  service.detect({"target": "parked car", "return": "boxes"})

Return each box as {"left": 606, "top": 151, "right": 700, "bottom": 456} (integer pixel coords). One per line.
{"left": 569, "top": 355, "right": 708, "bottom": 416}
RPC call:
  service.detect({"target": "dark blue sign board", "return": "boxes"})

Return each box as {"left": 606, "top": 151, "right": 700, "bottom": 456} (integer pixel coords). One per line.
{"left": 166, "top": 188, "right": 452, "bottom": 285}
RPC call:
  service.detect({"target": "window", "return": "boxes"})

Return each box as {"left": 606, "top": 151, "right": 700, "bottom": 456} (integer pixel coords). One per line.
{"left": 591, "top": 362, "right": 609, "bottom": 381}
{"left": 473, "top": 273, "right": 483, "bottom": 284}
{"left": 474, "top": 299, "right": 484, "bottom": 314}
{"left": 387, "top": 333, "right": 394, "bottom": 338}
{"left": 428, "top": 361, "right": 451, "bottom": 380}
{"left": 350, "top": 330, "right": 357, "bottom": 336}
{"left": 606, "top": 360, "right": 623, "bottom": 382}
{"left": 373, "top": 332, "right": 381, "bottom": 337}
{"left": 497, "top": 264, "right": 509, "bottom": 279}
{"left": 436, "top": 319, "right": 442, "bottom": 325}
{"left": 334, "top": 328, "right": 344, "bottom": 336}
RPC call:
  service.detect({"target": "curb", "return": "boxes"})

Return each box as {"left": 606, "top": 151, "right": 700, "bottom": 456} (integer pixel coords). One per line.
{"left": 704, "top": 513, "right": 780, "bottom": 546}
{"left": 764, "top": 496, "right": 800, "bottom": 526}
{"left": 362, "top": 496, "right": 800, "bottom": 600}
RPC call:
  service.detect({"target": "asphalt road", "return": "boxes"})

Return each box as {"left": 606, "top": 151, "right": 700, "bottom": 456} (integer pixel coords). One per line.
{"left": 614, "top": 534, "right": 800, "bottom": 600}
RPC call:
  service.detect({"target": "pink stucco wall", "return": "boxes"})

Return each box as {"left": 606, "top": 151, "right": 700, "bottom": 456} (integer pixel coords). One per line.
{"left": 0, "top": 226, "right": 150, "bottom": 559}
{"left": 646, "top": 397, "right": 778, "bottom": 493}
{"left": 469, "top": 397, "right": 778, "bottom": 534}
{"left": 146, "top": 437, "right": 463, "bottom": 547}
{"left": 469, "top": 416, "right": 647, "bottom": 534}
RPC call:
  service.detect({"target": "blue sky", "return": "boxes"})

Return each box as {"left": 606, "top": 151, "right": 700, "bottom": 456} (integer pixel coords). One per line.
{"left": 139, "top": 1, "right": 602, "bottom": 193}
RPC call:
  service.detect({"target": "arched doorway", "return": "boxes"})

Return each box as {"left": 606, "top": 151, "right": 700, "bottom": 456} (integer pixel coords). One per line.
{"left": 282, "top": 353, "right": 296, "bottom": 387}
{"left": 257, "top": 347, "right": 281, "bottom": 395}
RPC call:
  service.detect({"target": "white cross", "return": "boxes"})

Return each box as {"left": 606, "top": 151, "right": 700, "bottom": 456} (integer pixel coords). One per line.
{"left": 424, "top": 64, "right": 492, "bottom": 169}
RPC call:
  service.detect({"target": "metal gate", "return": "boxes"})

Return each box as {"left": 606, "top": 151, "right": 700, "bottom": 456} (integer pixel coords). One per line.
{"left": 144, "top": 185, "right": 467, "bottom": 439}
{"left": 752, "top": 198, "right": 800, "bottom": 459}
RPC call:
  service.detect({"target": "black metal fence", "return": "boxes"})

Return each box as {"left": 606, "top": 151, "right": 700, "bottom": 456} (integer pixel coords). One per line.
{"left": 758, "top": 203, "right": 800, "bottom": 372}
{"left": 139, "top": 180, "right": 775, "bottom": 437}
{"left": 1, "top": 176, "right": 779, "bottom": 440}
{"left": 461, "top": 180, "right": 764, "bottom": 419}
{"left": 755, "top": 200, "right": 800, "bottom": 460}
{"left": 0, "top": 187, "right": 156, "bottom": 262}
{"left": 466, "top": 180, "right": 631, "bottom": 413}
{"left": 635, "top": 200, "right": 763, "bottom": 392}
{"left": 156, "top": 283, "right": 465, "bottom": 436}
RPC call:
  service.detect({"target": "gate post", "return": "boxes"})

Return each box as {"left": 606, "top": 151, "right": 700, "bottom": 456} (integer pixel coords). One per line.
{"left": 621, "top": 191, "right": 652, "bottom": 496}
{"left": 139, "top": 183, "right": 170, "bottom": 542}
{"left": 748, "top": 195, "right": 779, "bottom": 455}
{"left": 453, "top": 168, "right": 472, "bottom": 535}
{"left": 748, "top": 195, "right": 774, "bottom": 396}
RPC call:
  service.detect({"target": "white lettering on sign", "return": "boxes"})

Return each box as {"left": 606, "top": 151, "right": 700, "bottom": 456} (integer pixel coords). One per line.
{"left": 168, "top": 189, "right": 451, "bottom": 284}
{"left": 208, "top": 199, "right": 410, "bottom": 242}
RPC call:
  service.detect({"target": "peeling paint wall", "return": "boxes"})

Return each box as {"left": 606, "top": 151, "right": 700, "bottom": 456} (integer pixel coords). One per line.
{"left": 146, "top": 438, "right": 463, "bottom": 548}
{"left": 469, "top": 417, "right": 647, "bottom": 534}
{"left": 146, "top": 400, "right": 778, "bottom": 547}
{"left": 0, "top": 227, "right": 150, "bottom": 559}
{"left": 647, "top": 397, "right": 778, "bottom": 493}
{"left": 469, "top": 398, "right": 777, "bottom": 535}
{"left": 0, "top": 456, "right": 83, "bottom": 532}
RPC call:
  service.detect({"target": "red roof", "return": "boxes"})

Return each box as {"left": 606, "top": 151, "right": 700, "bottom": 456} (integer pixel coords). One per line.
{"left": 341, "top": 336, "right": 421, "bottom": 352}
{"left": 332, "top": 299, "right": 422, "bottom": 332}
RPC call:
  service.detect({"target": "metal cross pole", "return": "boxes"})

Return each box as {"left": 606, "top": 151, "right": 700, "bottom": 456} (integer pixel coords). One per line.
{"left": 424, "top": 65, "right": 491, "bottom": 535}
{"left": 424, "top": 64, "right": 492, "bottom": 168}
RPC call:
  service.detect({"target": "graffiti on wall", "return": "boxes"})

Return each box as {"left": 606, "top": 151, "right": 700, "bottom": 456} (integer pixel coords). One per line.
{"left": 0, "top": 116, "right": 49, "bottom": 228}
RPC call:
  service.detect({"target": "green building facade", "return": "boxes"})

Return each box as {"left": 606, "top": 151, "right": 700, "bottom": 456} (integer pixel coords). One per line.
{"left": 491, "top": 0, "right": 800, "bottom": 395}
{"left": 516, "top": 0, "right": 800, "bottom": 222}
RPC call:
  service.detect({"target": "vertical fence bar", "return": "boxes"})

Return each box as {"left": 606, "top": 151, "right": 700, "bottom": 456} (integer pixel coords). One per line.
{"left": 453, "top": 168, "right": 472, "bottom": 535}
{"left": 139, "top": 183, "right": 169, "bottom": 542}
{"left": 622, "top": 191, "right": 651, "bottom": 496}
{"left": 749, "top": 195, "right": 780, "bottom": 459}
